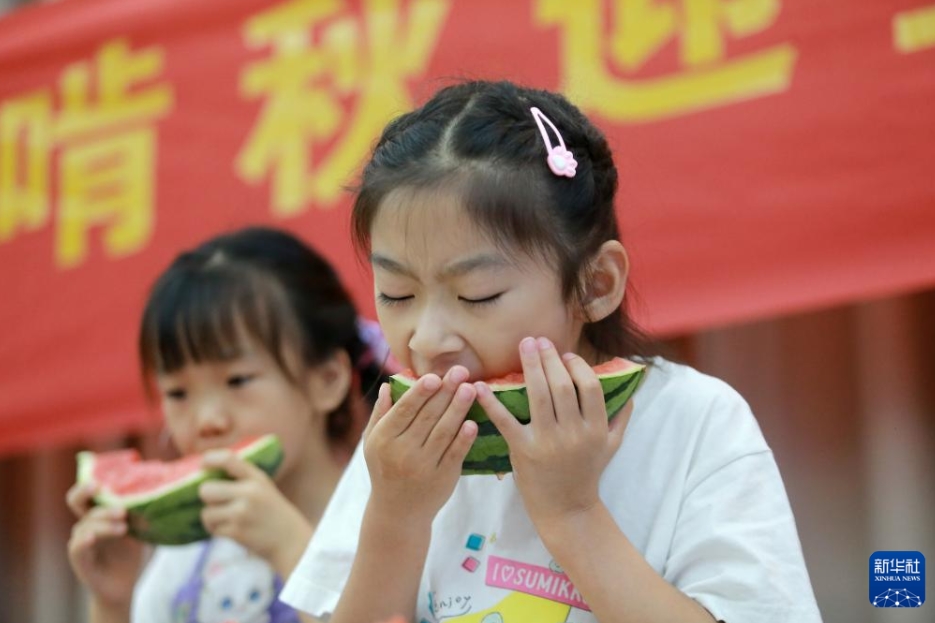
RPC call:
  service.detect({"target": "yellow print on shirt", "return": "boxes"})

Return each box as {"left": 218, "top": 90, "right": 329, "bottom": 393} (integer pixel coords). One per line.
{"left": 446, "top": 591, "right": 571, "bottom": 623}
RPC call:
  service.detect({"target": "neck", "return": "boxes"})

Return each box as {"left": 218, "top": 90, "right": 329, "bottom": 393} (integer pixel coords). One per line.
{"left": 276, "top": 428, "right": 348, "bottom": 527}
{"left": 576, "top": 337, "right": 609, "bottom": 367}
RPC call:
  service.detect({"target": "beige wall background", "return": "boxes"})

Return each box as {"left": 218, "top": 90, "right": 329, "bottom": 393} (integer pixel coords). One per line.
{"left": 2, "top": 288, "right": 933, "bottom": 622}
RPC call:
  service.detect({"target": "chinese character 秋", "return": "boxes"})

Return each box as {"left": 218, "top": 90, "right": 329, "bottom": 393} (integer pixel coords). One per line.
{"left": 536, "top": 0, "right": 798, "bottom": 122}
{"left": 235, "top": 0, "right": 450, "bottom": 216}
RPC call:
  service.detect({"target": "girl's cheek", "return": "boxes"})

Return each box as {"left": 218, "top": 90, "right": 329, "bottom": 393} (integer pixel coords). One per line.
{"left": 161, "top": 406, "right": 197, "bottom": 445}
{"left": 377, "top": 327, "right": 409, "bottom": 366}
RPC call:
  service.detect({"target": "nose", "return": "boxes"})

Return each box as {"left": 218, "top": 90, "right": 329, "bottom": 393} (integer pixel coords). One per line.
{"left": 408, "top": 305, "right": 464, "bottom": 367}
{"left": 195, "top": 394, "right": 232, "bottom": 440}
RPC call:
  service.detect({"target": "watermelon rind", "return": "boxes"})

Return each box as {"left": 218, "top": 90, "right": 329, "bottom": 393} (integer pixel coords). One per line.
{"left": 77, "top": 434, "right": 284, "bottom": 545}
{"left": 389, "top": 359, "right": 646, "bottom": 475}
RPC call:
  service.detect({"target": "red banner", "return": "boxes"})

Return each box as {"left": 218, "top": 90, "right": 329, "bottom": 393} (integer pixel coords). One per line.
{"left": 1, "top": 0, "right": 934, "bottom": 456}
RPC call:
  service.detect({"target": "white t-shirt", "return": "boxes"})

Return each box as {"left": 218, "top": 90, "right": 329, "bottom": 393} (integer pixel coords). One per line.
{"left": 281, "top": 358, "right": 823, "bottom": 623}
{"left": 132, "top": 537, "right": 300, "bottom": 623}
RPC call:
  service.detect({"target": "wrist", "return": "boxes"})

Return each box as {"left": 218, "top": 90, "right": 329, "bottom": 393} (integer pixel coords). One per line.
{"left": 366, "top": 493, "right": 436, "bottom": 536}
{"left": 533, "top": 500, "right": 608, "bottom": 553}
{"left": 90, "top": 594, "right": 131, "bottom": 623}
{"left": 365, "top": 497, "right": 434, "bottom": 538}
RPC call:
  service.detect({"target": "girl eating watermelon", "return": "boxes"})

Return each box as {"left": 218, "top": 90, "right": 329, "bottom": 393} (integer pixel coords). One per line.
{"left": 280, "top": 81, "right": 823, "bottom": 623}
{"left": 66, "top": 227, "right": 392, "bottom": 623}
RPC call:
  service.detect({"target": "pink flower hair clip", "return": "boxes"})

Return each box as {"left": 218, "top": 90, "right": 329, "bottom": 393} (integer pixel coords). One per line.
{"left": 530, "top": 106, "right": 577, "bottom": 178}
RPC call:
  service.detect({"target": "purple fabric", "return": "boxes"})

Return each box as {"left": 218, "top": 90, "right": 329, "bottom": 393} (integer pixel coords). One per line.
{"left": 171, "top": 541, "right": 213, "bottom": 623}
{"left": 356, "top": 318, "right": 400, "bottom": 373}
{"left": 169, "top": 540, "right": 300, "bottom": 623}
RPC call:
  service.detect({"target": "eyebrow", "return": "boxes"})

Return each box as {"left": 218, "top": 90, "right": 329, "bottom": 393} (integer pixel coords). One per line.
{"left": 370, "top": 253, "right": 510, "bottom": 280}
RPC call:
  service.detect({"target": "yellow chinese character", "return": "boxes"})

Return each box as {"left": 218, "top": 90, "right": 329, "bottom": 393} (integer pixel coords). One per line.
{"left": 894, "top": 4, "right": 935, "bottom": 53}
{"left": 537, "top": 0, "right": 798, "bottom": 122}
{"left": 0, "top": 90, "right": 52, "bottom": 242}
{"left": 236, "top": 0, "right": 450, "bottom": 216}
{"left": 55, "top": 38, "right": 173, "bottom": 268}
{"left": 57, "top": 130, "right": 156, "bottom": 267}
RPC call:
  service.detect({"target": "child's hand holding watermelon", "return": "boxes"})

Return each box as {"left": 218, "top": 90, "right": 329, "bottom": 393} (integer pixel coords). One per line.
{"left": 363, "top": 366, "right": 478, "bottom": 521}
{"left": 476, "top": 342, "right": 634, "bottom": 527}
{"left": 198, "top": 447, "right": 313, "bottom": 577}
{"left": 345, "top": 367, "right": 478, "bottom": 623}
{"left": 66, "top": 481, "right": 144, "bottom": 619}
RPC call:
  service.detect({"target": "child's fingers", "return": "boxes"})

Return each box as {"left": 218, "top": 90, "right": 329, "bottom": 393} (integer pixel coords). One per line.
{"left": 200, "top": 502, "right": 233, "bottom": 536}
{"left": 608, "top": 399, "right": 634, "bottom": 449}
{"left": 475, "top": 381, "right": 523, "bottom": 445}
{"left": 202, "top": 449, "right": 267, "bottom": 482}
{"left": 70, "top": 507, "right": 128, "bottom": 550}
{"left": 407, "top": 366, "right": 469, "bottom": 446}
{"left": 198, "top": 478, "right": 240, "bottom": 505}
{"left": 519, "top": 337, "right": 556, "bottom": 427}
{"left": 438, "top": 419, "right": 478, "bottom": 472}
{"left": 379, "top": 374, "right": 444, "bottom": 437}
{"left": 424, "top": 382, "right": 476, "bottom": 461}
{"left": 537, "top": 340, "right": 580, "bottom": 426}
{"left": 563, "top": 352, "right": 607, "bottom": 427}
{"left": 363, "top": 383, "right": 393, "bottom": 439}
{"left": 66, "top": 482, "right": 99, "bottom": 518}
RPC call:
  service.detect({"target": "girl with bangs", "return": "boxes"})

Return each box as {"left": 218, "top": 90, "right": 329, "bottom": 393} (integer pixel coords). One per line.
{"left": 66, "top": 227, "right": 391, "bottom": 623}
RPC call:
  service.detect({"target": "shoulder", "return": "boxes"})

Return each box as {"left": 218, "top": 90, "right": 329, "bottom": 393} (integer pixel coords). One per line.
{"left": 623, "top": 358, "right": 771, "bottom": 477}
{"left": 637, "top": 357, "right": 750, "bottom": 412}
{"left": 636, "top": 358, "right": 760, "bottom": 430}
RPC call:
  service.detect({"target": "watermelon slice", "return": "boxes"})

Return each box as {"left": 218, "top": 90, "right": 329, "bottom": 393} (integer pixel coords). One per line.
{"left": 389, "top": 357, "right": 645, "bottom": 475}
{"left": 76, "top": 434, "right": 284, "bottom": 545}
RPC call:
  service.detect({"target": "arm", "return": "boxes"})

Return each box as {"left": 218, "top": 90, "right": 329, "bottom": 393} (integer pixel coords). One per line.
{"left": 66, "top": 482, "right": 143, "bottom": 623}
{"left": 196, "top": 455, "right": 331, "bottom": 623}
{"left": 330, "top": 499, "right": 433, "bottom": 623}
{"left": 538, "top": 503, "right": 714, "bottom": 623}
{"left": 480, "top": 341, "right": 821, "bottom": 623}
{"left": 477, "top": 340, "right": 714, "bottom": 623}
{"left": 89, "top": 599, "right": 131, "bottom": 623}
{"left": 328, "top": 372, "right": 477, "bottom": 623}
{"left": 199, "top": 451, "right": 314, "bottom": 581}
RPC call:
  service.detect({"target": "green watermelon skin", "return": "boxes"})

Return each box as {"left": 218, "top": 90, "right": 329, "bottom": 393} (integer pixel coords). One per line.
{"left": 77, "top": 436, "right": 284, "bottom": 545}
{"left": 389, "top": 361, "right": 645, "bottom": 475}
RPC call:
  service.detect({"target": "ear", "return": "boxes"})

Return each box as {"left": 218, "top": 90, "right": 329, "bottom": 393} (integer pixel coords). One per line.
{"left": 580, "top": 240, "right": 629, "bottom": 323}
{"left": 304, "top": 349, "right": 353, "bottom": 416}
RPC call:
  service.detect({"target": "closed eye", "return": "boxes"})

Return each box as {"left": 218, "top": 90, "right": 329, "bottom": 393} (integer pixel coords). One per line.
{"left": 377, "top": 293, "right": 413, "bottom": 307}
{"left": 460, "top": 293, "right": 503, "bottom": 306}
{"left": 164, "top": 388, "right": 187, "bottom": 401}
{"left": 227, "top": 374, "right": 255, "bottom": 388}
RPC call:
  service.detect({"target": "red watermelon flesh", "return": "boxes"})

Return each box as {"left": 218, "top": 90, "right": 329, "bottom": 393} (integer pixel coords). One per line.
{"left": 87, "top": 437, "right": 261, "bottom": 498}
{"left": 394, "top": 357, "right": 638, "bottom": 387}
{"left": 76, "top": 434, "right": 284, "bottom": 545}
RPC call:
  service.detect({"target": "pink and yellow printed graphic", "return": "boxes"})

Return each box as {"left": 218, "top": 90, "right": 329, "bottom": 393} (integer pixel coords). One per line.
{"left": 485, "top": 555, "right": 590, "bottom": 611}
